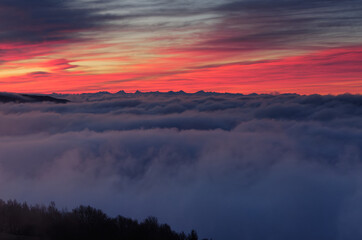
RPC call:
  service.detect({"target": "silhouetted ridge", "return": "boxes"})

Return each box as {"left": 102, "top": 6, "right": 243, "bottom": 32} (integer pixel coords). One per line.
{"left": 0, "top": 93, "right": 69, "bottom": 103}
{"left": 0, "top": 199, "right": 205, "bottom": 240}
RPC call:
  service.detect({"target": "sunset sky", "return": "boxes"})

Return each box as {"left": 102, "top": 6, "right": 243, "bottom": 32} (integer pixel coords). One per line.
{"left": 2, "top": 2, "right": 362, "bottom": 238}
{"left": 1, "top": 0, "right": 362, "bottom": 94}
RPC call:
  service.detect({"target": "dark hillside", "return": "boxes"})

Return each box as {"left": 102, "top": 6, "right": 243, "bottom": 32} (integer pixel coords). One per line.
{"left": 0, "top": 93, "right": 69, "bottom": 103}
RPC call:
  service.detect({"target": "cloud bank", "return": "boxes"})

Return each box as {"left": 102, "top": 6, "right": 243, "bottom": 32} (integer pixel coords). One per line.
{"left": 1, "top": 92, "right": 362, "bottom": 240}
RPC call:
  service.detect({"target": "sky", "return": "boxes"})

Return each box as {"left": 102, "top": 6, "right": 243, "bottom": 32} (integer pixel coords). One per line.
{"left": 1, "top": 0, "right": 362, "bottom": 94}
{"left": 1, "top": 92, "right": 362, "bottom": 240}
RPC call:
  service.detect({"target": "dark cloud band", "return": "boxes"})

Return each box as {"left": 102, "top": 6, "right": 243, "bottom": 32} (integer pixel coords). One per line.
{"left": 0, "top": 0, "right": 112, "bottom": 43}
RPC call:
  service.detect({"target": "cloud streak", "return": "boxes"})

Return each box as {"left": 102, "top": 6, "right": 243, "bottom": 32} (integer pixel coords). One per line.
{"left": 209, "top": 0, "right": 362, "bottom": 50}
{"left": 0, "top": 0, "right": 114, "bottom": 44}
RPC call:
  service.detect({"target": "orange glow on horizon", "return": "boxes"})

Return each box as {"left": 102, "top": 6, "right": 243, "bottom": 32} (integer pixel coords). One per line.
{"left": 1, "top": 37, "right": 362, "bottom": 95}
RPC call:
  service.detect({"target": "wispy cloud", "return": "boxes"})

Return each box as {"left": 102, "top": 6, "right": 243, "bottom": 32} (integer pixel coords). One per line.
{"left": 210, "top": 0, "right": 362, "bottom": 50}
{"left": 0, "top": 0, "right": 114, "bottom": 44}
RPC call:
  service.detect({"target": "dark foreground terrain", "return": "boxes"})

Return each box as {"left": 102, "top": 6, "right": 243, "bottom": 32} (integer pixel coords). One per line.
{"left": 0, "top": 199, "right": 200, "bottom": 240}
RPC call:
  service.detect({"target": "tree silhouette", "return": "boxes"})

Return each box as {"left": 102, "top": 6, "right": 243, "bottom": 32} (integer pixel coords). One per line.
{"left": 0, "top": 199, "right": 209, "bottom": 240}
{"left": 188, "top": 229, "right": 198, "bottom": 240}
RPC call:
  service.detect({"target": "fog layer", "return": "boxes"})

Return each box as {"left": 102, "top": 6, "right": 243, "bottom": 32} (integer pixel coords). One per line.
{"left": 1, "top": 92, "right": 362, "bottom": 240}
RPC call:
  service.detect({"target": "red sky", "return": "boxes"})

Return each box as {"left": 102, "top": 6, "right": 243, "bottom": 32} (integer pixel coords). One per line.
{"left": 1, "top": 0, "right": 362, "bottom": 94}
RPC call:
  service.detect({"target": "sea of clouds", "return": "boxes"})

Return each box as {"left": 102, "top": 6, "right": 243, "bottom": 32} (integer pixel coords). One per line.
{"left": 1, "top": 91, "right": 362, "bottom": 240}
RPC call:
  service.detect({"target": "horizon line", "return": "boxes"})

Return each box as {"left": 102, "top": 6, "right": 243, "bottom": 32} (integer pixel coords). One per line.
{"left": 1, "top": 90, "right": 360, "bottom": 97}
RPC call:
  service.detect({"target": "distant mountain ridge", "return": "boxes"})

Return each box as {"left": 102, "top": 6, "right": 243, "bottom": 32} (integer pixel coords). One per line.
{"left": 0, "top": 93, "right": 69, "bottom": 103}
